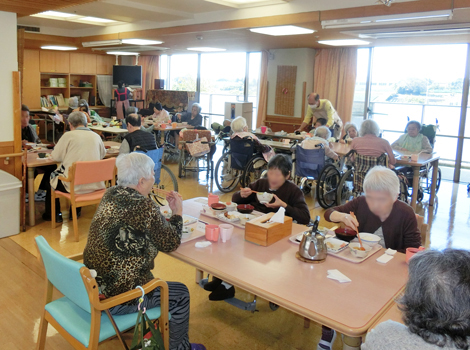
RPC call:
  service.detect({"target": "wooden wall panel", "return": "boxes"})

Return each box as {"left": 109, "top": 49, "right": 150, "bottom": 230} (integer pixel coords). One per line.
{"left": 96, "top": 54, "right": 115, "bottom": 75}
{"left": 39, "top": 51, "right": 70, "bottom": 73}
{"left": 70, "top": 53, "right": 97, "bottom": 74}
{"left": 274, "top": 65, "right": 297, "bottom": 117}
{"left": 23, "top": 50, "right": 41, "bottom": 109}
{"left": 0, "top": 142, "right": 17, "bottom": 176}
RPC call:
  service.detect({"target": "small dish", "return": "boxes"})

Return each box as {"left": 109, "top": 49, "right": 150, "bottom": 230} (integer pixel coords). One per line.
{"left": 237, "top": 204, "right": 254, "bottom": 214}
{"left": 256, "top": 192, "right": 274, "bottom": 204}
{"left": 211, "top": 203, "right": 227, "bottom": 211}
{"left": 217, "top": 211, "right": 240, "bottom": 223}
{"left": 334, "top": 227, "right": 357, "bottom": 242}
{"left": 358, "top": 232, "right": 381, "bottom": 247}
{"left": 349, "top": 242, "right": 372, "bottom": 258}
{"left": 325, "top": 237, "right": 349, "bottom": 253}
{"left": 237, "top": 213, "right": 256, "bottom": 225}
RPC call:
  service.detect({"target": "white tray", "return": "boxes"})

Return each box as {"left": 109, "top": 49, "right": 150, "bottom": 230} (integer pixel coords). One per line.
{"left": 200, "top": 209, "right": 263, "bottom": 229}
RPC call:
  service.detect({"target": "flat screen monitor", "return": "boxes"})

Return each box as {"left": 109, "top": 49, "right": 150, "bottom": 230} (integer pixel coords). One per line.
{"left": 113, "top": 65, "right": 142, "bottom": 87}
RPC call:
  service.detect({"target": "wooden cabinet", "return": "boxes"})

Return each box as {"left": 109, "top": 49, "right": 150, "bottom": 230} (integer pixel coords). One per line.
{"left": 96, "top": 54, "right": 115, "bottom": 75}
{"left": 70, "top": 53, "right": 97, "bottom": 74}
{"left": 23, "top": 49, "right": 41, "bottom": 109}
{"left": 39, "top": 51, "right": 70, "bottom": 73}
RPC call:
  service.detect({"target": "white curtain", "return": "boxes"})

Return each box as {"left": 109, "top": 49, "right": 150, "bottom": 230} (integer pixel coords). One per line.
{"left": 97, "top": 75, "right": 113, "bottom": 107}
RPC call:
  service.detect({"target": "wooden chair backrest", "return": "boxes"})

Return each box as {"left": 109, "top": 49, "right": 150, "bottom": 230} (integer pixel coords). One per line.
{"left": 415, "top": 214, "right": 429, "bottom": 248}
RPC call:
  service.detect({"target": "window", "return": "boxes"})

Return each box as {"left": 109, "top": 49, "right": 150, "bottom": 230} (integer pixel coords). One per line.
{"left": 247, "top": 52, "right": 262, "bottom": 130}
{"left": 169, "top": 54, "right": 198, "bottom": 91}
{"left": 200, "top": 52, "right": 247, "bottom": 125}
{"left": 352, "top": 48, "right": 370, "bottom": 125}
{"left": 159, "top": 54, "right": 168, "bottom": 89}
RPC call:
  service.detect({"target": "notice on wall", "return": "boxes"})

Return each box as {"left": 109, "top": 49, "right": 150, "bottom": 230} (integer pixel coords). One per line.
{"left": 275, "top": 65, "right": 297, "bottom": 116}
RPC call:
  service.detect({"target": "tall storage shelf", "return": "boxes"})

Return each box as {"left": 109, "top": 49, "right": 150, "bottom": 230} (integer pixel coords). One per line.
{"left": 22, "top": 49, "right": 115, "bottom": 110}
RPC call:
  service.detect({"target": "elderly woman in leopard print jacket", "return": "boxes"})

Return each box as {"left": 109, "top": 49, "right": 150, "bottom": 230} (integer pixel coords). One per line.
{"left": 84, "top": 152, "right": 206, "bottom": 350}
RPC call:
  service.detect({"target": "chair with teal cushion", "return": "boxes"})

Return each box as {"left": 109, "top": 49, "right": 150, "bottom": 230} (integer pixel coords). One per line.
{"left": 35, "top": 235, "right": 170, "bottom": 350}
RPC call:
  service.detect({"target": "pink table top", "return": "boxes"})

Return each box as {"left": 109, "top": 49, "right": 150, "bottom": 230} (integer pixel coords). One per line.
{"left": 171, "top": 197, "right": 409, "bottom": 336}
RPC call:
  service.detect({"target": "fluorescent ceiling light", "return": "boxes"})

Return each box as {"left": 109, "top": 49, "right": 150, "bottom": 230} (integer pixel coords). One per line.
{"left": 78, "top": 16, "right": 117, "bottom": 23}
{"left": 318, "top": 39, "right": 370, "bottom": 46}
{"left": 122, "top": 39, "right": 163, "bottom": 45}
{"left": 107, "top": 51, "right": 140, "bottom": 56}
{"left": 250, "top": 25, "right": 315, "bottom": 36}
{"left": 321, "top": 10, "right": 452, "bottom": 29}
{"left": 187, "top": 47, "right": 226, "bottom": 52}
{"left": 41, "top": 46, "right": 78, "bottom": 51}
{"left": 82, "top": 40, "right": 122, "bottom": 47}
{"left": 33, "top": 11, "right": 76, "bottom": 18}
{"left": 205, "top": 0, "right": 290, "bottom": 8}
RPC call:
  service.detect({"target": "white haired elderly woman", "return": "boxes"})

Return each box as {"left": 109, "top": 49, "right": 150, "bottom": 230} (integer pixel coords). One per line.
{"left": 84, "top": 153, "right": 206, "bottom": 350}
{"left": 317, "top": 166, "right": 421, "bottom": 350}
{"left": 300, "top": 126, "right": 339, "bottom": 162}
{"left": 176, "top": 103, "right": 203, "bottom": 127}
{"left": 363, "top": 249, "right": 470, "bottom": 350}
{"left": 231, "top": 116, "right": 274, "bottom": 161}
{"left": 339, "top": 122, "right": 358, "bottom": 144}
{"left": 391, "top": 120, "right": 433, "bottom": 154}
{"left": 351, "top": 119, "right": 396, "bottom": 167}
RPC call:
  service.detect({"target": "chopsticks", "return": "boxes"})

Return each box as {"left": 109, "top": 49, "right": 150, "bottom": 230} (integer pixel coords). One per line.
{"left": 151, "top": 187, "right": 172, "bottom": 197}
{"left": 350, "top": 211, "right": 365, "bottom": 251}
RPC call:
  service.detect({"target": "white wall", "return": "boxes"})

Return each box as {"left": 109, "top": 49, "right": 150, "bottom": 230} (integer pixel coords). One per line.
{"left": 266, "top": 48, "right": 315, "bottom": 119}
{"left": 0, "top": 11, "right": 18, "bottom": 142}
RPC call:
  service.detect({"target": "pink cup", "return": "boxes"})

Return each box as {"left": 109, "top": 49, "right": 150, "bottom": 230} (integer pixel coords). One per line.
{"left": 208, "top": 193, "right": 219, "bottom": 206}
{"left": 260, "top": 126, "right": 267, "bottom": 134}
{"left": 172, "top": 122, "right": 178, "bottom": 128}
{"left": 160, "top": 123, "right": 167, "bottom": 129}
{"left": 406, "top": 246, "right": 425, "bottom": 264}
{"left": 219, "top": 224, "right": 234, "bottom": 243}
{"left": 205, "top": 224, "right": 219, "bottom": 242}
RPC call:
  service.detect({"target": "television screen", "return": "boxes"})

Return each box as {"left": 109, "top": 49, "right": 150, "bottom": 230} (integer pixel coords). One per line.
{"left": 113, "top": 65, "right": 142, "bottom": 86}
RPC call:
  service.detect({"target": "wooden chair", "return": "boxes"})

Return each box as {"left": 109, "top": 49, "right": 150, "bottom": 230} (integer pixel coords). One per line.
{"left": 52, "top": 158, "right": 117, "bottom": 241}
{"left": 415, "top": 214, "right": 429, "bottom": 248}
{"left": 35, "top": 235, "right": 170, "bottom": 350}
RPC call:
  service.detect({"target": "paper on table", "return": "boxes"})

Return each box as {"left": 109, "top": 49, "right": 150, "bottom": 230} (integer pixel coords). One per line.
{"left": 376, "top": 254, "right": 394, "bottom": 264}
{"left": 327, "top": 269, "right": 351, "bottom": 283}
{"left": 195, "top": 241, "right": 212, "bottom": 248}
{"left": 269, "top": 207, "right": 285, "bottom": 223}
{"left": 385, "top": 248, "right": 397, "bottom": 256}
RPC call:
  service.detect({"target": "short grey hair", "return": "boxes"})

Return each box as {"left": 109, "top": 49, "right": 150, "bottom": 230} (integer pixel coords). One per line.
{"left": 400, "top": 249, "right": 470, "bottom": 349}
{"left": 363, "top": 166, "right": 399, "bottom": 199}
{"left": 344, "top": 122, "right": 358, "bottom": 134}
{"left": 116, "top": 153, "right": 155, "bottom": 187}
{"left": 68, "top": 111, "right": 87, "bottom": 128}
{"left": 360, "top": 119, "right": 380, "bottom": 137}
{"left": 126, "top": 106, "right": 138, "bottom": 116}
{"left": 231, "top": 116, "right": 247, "bottom": 133}
{"left": 314, "top": 126, "right": 331, "bottom": 140}
{"left": 191, "top": 103, "right": 202, "bottom": 113}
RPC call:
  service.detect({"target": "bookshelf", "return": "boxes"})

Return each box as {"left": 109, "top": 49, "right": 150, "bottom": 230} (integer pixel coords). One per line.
{"left": 40, "top": 73, "right": 69, "bottom": 108}
{"left": 70, "top": 74, "right": 96, "bottom": 106}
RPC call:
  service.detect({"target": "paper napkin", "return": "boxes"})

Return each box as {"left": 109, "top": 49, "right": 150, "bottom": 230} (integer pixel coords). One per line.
{"left": 385, "top": 248, "right": 397, "bottom": 256}
{"left": 327, "top": 269, "right": 351, "bottom": 283}
{"left": 376, "top": 253, "right": 394, "bottom": 264}
{"left": 269, "top": 207, "right": 285, "bottom": 223}
{"left": 195, "top": 241, "right": 212, "bottom": 248}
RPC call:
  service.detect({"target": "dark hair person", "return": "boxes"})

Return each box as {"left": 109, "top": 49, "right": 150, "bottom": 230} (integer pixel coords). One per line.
{"left": 362, "top": 249, "right": 470, "bottom": 350}
{"left": 232, "top": 154, "right": 310, "bottom": 225}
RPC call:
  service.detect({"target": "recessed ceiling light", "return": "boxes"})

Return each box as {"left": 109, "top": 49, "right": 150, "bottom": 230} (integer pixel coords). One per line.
{"left": 106, "top": 51, "right": 140, "bottom": 56}
{"left": 32, "top": 11, "right": 76, "bottom": 18}
{"left": 78, "top": 16, "right": 117, "bottom": 23}
{"left": 41, "top": 46, "right": 78, "bottom": 51}
{"left": 318, "top": 39, "right": 370, "bottom": 46}
{"left": 122, "top": 39, "right": 163, "bottom": 45}
{"left": 250, "top": 25, "right": 315, "bottom": 36}
{"left": 187, "top": 47, "right": 226, "bottom": 52}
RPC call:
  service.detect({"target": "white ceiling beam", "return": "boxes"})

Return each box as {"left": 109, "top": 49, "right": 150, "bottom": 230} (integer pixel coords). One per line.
{"left": 98, "top": 0, "right": 195, "bottom": 19}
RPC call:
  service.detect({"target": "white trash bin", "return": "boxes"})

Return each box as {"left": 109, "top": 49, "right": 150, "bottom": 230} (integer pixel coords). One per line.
{"left": 0, "top": 170, "right": 22, "bottom": 237}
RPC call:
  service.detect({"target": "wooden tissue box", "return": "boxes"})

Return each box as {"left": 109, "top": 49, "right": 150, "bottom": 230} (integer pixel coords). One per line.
{"left": 245, "top": 212, "right": 293, "bottom": 246}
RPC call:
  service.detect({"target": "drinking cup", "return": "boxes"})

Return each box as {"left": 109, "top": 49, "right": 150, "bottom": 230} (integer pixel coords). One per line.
{"left": 219, "top": 224, "right": 234, "bottom": 243}
{"left": 205, "top": 224, "right": 220, "bottom": 242}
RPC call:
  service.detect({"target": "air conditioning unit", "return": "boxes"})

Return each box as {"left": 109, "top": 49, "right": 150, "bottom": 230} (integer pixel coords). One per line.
{"left": 321, "top": 10, "right": 452, "bottom": 29}
{"left": 345, "top": 23, "right": 470, "bottom": 39}
{"left": 17, "top": 25, "right": 40, "bottom": 33}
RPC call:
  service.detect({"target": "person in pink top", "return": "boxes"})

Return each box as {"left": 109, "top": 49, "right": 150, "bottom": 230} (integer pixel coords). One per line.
{"left": 351, "top": 119, "right": 396, "bottom": 167}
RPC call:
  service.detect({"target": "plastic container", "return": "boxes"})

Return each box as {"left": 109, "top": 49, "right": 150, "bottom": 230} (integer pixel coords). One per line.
{"left": 0, "top": 170, "right": 22, "bottom": 237}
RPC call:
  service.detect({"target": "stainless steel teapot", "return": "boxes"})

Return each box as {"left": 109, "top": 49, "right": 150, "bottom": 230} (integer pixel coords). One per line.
{"left": 299, "top": 216, "right": 327, "bottom": 262}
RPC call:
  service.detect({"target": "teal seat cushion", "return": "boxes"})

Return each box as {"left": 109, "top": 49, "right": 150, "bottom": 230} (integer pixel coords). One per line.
{"left": 45, "top": 297, "right": 165, "bottom": 347}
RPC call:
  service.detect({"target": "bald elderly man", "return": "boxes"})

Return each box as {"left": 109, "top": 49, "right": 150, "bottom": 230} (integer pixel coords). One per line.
{"left": 295, "top": 93, "right": 343, "bottom": 139}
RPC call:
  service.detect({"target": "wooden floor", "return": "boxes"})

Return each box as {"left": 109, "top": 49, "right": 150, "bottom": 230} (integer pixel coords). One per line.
{"left": 1, "top": 153, "right": 470, "bottom": 349}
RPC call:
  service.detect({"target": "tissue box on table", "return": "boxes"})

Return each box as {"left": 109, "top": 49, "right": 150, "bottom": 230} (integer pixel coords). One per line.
{"left": 245, "top": 211, "right": 292, "bottom": 246}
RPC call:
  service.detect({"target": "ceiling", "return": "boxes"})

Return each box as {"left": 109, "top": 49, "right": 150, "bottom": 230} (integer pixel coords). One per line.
{"left": 13, "top": 0, "right": 470, "bottom": 54}
{"left": 0, "top": 0, "right": 95, "bottom": 17}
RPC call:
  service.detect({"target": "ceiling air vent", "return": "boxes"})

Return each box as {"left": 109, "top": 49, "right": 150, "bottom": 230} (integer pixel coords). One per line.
{"left": 17, "top": 25, "right": 40, "bottom": 33}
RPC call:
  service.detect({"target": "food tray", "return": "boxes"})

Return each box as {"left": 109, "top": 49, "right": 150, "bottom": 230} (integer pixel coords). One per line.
{"left": 200, "top": 208, "right": 263, "bottom": 229}
{"left": 289, "top": 233, "right": 347, "bottom": 253}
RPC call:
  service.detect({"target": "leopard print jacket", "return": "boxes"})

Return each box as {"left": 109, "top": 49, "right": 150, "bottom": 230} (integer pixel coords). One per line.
{"left": 83, "top": 186, "right": 182, "bottom": 300}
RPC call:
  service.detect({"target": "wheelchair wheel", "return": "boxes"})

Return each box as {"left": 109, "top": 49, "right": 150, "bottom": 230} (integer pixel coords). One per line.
{"left": 317, "top": 164, "right": 341, "bottom": 209}
{"left": 215, "top": 153, "right": 241, "bottom": 193}
{"left": 421, "top": 166, "right": 441, "bottom": 194}
{"left": 399, "top": 176, "right": 409, "bottom": 204}
{"left": 150, "top": 164, "right": 178, "bottom": 206}
{"left": 336, "top": 169, "right": 354, "bottom": 206}
{"left": 242, "top": 155, "right": 268, "bottom": 188}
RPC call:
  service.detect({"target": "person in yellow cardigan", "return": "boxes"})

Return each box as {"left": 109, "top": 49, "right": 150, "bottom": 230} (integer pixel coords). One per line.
{"left": 295, "top": 92, "right": 343, "bottom": 139}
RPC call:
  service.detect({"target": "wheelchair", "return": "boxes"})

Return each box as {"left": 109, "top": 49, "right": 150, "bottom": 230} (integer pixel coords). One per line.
{"left": 214, "top": 137, "right": 268, "bottom": 193}
{"left": 292, "top": 144, "right": 326, "bottom": 199}
{"left": 134, "top": 148, "right": 178, "bottom": 206}
{"left": 335, "top": 150, "right": 409, "bottom": 206}
{"left": 178, "top": 129, "right": 213, "bottom": 179}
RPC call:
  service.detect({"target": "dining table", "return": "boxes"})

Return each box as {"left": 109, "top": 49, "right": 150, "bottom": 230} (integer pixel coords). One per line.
{"left": 89, "top": 124, "right": 129, "bottom": 135}
{"left": 330, "top": 142, "right": 440, "bottom": 210}
{"left": 26, "top": 141, "right": 121, "bottom": 226}
{"left": 169, "top": 197, "right": 409, "bottom": 350}
{"left": 254, "top": 131, "right": 306, "bottom": 141}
